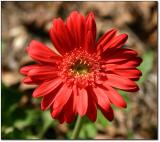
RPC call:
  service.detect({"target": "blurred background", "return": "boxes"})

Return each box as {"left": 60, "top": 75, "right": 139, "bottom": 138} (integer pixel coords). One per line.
{"left": 1, "top": 1, "right": 157, "bottom": 140}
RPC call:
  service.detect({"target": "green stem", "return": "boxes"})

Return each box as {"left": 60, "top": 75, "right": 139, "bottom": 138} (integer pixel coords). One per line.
{"left": 71, "top": 115, "right": 83, "bottom": 139}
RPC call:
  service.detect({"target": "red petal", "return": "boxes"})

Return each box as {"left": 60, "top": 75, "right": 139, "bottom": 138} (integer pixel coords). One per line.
{"left": 28, "top": 66, "right": 58, "bottom": 81}
{"left": 20, "top": 65, "right": 39, "bottom": 75}
{"left": 102, "top": 85, "right": 127, "bottom": 108}
{"left": 105, "top": 57, "right": 141, "bottom": 65}
{"left": 99, "top": 105, "right": 114, "bottom": 121}
{"left": 41, "top": 84, "right": 61, "bottom": 110}
{"left": 27, "top": 40, "right": 61, "bottom": 64}
{"left": 54, "top": 109, "right": 65, "bottom": 124}
{"left": 86, "top": 96, "right": 97, "bottom": 121}
{"left": 107, "top": 69, "right": 142, "bottom": 81}
{"left": 72, "top": 84, "right": 78, "bottom": 114}
{"left": 50, "top": 28, "right": 67, "bottom": 55}
{"left": 92, "top": 87, "right": 110, "bottom": 111}
{"left": 32, "top": 78, "right": 62, "bottom": 98}
{"left": 66, "top": 11, "right": 85, "bottom": 48}
{"left": 63, "top": 94, "right": 76, "bottom": 123}
{"left": 86, "top": 101, "right": 97, "bottom": 122}
{"left": 96, "top": 28, "right": 117, "bottom": 48}
{"left": 84, "top": 31, "right": 95, "bottom": 53}
{"left": 105, "top": 57, "right": 142, "bottom": 70}
{"left": 22, "top": 77, "right": 35, "bottom": 84}
{"left": 102, "top": 48, "right": 138, "bottom": 60}
{"left": 102, "top": 33, "right": 128, "bottom": 53}
{"left": 77, "top": 88, "right": 88, "bottom": 116}
{"left": 105, "top": 74, "right": 139, "bottom": 92}
{"left": 50, "top": 18, "right": 74, "bottom": 55}
{"left": 41, "top": 94, "right": 55, "bottom": 110}
{"left": 101, "top": 46, "right": 141, "bottom": 65}
{"left": 93, "top": 86, "right": 114, "bottom": 121}
{"left": 85, "top": 12, "right": 96, "bottom": 42}
{"left": 50, "top": 86, "right": 75, "bottom": 124}
{"left": 51, "top": 83, "right": 72, "bottom": 117}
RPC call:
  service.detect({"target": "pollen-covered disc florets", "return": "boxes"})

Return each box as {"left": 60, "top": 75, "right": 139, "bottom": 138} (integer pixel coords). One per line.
{"left": 58, "top": 48, "right": 101, "bottom": 88}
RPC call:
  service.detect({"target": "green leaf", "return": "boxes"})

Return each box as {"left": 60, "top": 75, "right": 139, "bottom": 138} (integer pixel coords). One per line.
{"left": 118, "top": 90, "right": 130, "bottom": 103}
{"left": 2, "top": 83, "right": 26, "bottom": 126}
{"left": 79, "top": 122, "right": 97, "bottom": 139}
{"left": 118, "top": 90, "right": 132, "bottom": 112}
{"left": 79, "top": 126, "right": 87, "bottom": 139}
{"left": 97, "top": 110, "right": 110, "bottom": 127}
{"left": 13, "top": 109, "right": 41, "bottom": 130}
{"left": 38, "top": 111, "right": 55, "bottom": 138}
{"left": 138, "top": 51, "right": 154, "bottom": 84}
{"left": 127, "top": 130, "right": 134, "bottom": 139}
{"left": 2, "top": 83, "right": 21, "bottom": 113}
{"left": 85, "top": 123, "right": 97, "bottom": 138}
{"left": 2, "top": 127, "right": 39, "bottom": 139}
{"left": 66, "top": 131, "right": 72, "bottom": 139}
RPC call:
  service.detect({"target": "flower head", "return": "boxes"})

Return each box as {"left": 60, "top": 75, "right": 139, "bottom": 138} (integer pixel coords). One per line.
{"left": 20, "top": 11, "right": 142, "bottom": 123}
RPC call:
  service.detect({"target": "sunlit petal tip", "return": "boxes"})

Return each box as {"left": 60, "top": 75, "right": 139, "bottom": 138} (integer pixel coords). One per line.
{"left": 20, "top": 67, "right": 27, "bottom": 75}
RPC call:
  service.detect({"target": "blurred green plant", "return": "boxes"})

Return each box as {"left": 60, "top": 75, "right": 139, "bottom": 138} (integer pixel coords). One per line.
{"left": 67, "top": 116, "right": 98, "bottom": 139}
{"left": 138, "top": 50, "right": 154, "bottom": 84}
{"left": 2, "top": 83, "right": 55, "bottom": 139}
{"left": 1, "top": 81, "right": 132, "bottom": 139}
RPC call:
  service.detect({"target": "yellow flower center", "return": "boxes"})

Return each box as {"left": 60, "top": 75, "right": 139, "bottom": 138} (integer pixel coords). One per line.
{"left": 72, "top": 60, "right": 90, "bottom": 75}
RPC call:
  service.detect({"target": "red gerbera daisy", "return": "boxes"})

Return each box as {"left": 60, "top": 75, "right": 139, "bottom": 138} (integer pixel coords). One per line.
{"left": 20, "top": 11, "right": 142, "bottom": 123}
